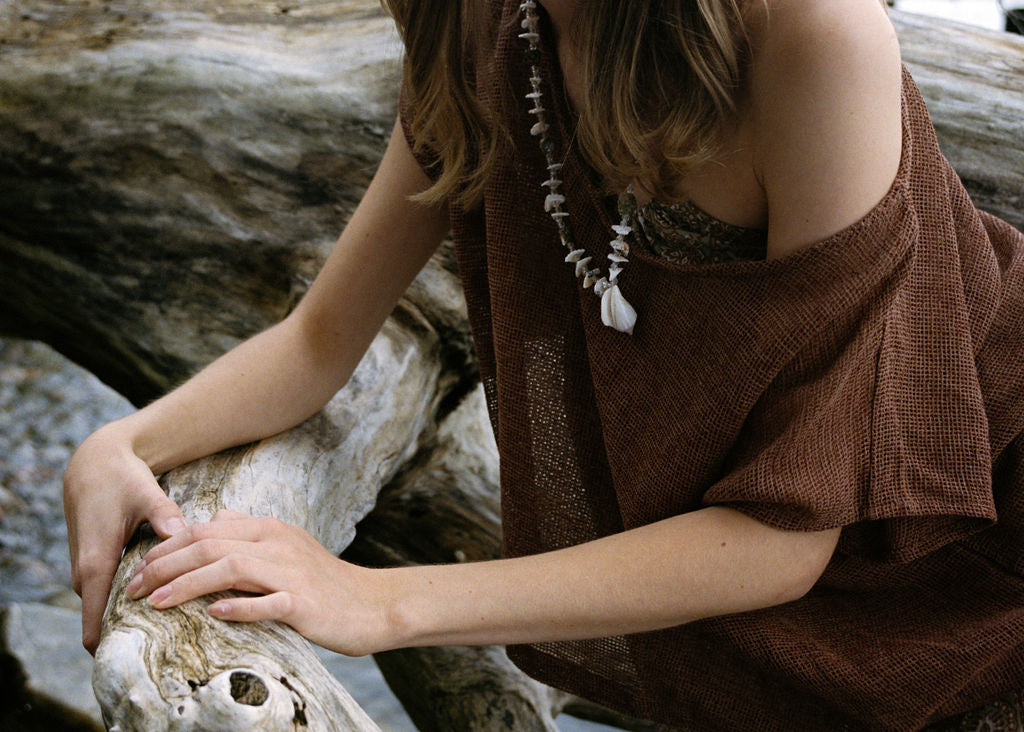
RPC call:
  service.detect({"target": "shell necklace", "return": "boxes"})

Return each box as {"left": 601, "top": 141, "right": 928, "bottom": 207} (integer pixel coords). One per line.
{"left": 519, "top": 0, "right": 638, "bottom": 335}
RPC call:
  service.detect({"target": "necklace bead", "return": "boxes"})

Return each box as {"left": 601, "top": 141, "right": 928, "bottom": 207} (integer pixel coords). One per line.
{"left": 519, "top": 3, "right": 637, "bottom": 335}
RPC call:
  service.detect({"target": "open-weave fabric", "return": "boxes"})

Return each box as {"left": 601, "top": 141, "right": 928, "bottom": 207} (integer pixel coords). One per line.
{"left": 401, "top": 1, "right": 1024, "bottom": 728}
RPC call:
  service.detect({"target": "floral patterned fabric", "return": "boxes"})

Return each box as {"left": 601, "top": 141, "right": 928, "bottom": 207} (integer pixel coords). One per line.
{"left": 926, "top": 690, "right": 1024, "bottom": 731}
{"left": 621, "top": 191, "right": 767, "bottom": 265}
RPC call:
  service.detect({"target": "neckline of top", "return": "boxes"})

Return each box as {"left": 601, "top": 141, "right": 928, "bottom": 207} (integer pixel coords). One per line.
{"left": 636, "top": 197, "right": 768, "bottom": 236}
{"left": 525, "top": 2, "right": 767, "bottom": 237}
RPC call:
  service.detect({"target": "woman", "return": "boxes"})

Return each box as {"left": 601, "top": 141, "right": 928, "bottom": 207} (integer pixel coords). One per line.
{"left": 64, "top": 0, "right": 1024, "bottom": 728}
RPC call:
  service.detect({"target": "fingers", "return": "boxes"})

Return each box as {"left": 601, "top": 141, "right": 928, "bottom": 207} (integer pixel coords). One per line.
{"left": 77, "top": 550, "right": 120, "bottom": 654}
{"left": 63, "top": 430, "right": 189, "bottom": 653}
{"left": 129, "top": 539, "right": 274, "bottom": 603}
{"left": 208, "top": 592, "right": 297, "bottom": 625}
{"left": 147, "top": 554, "right": 277, "bottom": 610}
{"left": 140, "top": 515, "right": 272, "bottom": 566}
{"left": 122, "top": 514, "right": 332, "bottom": 641}
{"left": 123, "top": 466, "right": 186, "bottom": 539}
{"left": 144, "top": 494, "right": 188, "bottom": 539}
{"left": 212, "top": 509, "right": 252, "bottom": 522}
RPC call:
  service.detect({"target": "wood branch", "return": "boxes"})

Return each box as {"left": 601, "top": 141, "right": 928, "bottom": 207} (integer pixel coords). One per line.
{"left": 343, "top": 388, "right": 562, "bottom": 731}
{"left": 0, "top": 6, "right": 1018, "bottom": 402}
{"left": 0, "top": 2, "right": 1020, "bottom": 730}
{"left": 892, "top": 10, "right": 1024, "bottom": 229}
{"left": 93, "top": 309, "right": 442, "bottom": 730}
{"left": 97, "top": 528, "right": 381, "bottom": 731}
{"left": 0, "top": 0, "right": 408, "bottom": 405}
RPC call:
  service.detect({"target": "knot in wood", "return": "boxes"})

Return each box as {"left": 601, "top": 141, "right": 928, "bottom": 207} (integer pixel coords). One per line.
{"left": 229, "top": 671, "right": 269, "bottom": 707}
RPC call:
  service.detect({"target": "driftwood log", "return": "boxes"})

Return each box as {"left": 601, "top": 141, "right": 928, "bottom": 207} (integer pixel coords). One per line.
{"left": 0, "top": 1, "right": 1021, "bottom": 729}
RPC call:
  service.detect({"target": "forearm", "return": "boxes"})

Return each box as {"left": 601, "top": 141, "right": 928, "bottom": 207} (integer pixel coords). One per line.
{"left": 89, "top": 120, "right": 449, "bottom": 476}
{"left": 382, "top": 506, "right": 840, "bottom": 649}
{"left": 126, "top": 504, "right": 840, "bottom": 658}
{"left": 107, "top": 316, "right": 350, "bottom": 474}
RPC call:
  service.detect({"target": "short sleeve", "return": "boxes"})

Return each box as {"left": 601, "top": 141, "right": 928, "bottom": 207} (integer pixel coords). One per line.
{"left": 702, "top": 225, "right": 998, "bottom": 564}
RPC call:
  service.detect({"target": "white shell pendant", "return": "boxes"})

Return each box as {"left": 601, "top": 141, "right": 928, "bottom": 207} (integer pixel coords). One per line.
{"left": 520, "top": 0, "right": 639, "bottom": 335}
{"left": 600, "top": 284, "right": 637, "bottom": 335}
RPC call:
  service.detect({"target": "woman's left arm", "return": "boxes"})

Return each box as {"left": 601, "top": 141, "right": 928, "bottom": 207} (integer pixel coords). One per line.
{"left": 127, "top": 506, "right": 839, "bottom": 656}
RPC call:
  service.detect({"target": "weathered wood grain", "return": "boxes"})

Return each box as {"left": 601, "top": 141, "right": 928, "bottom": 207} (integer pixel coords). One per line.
{"left": 894, "top": 10, "right": 1024, "bottom": 227}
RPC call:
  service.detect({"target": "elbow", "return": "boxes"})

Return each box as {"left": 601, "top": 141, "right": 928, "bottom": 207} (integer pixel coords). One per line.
{"left": 774, "top": 527, "right": 841, "bottom": 605}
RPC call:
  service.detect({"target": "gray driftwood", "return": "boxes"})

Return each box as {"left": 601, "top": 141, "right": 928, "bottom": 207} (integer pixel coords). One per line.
{"left": 0, "top": 1, "right": 1021, "bottom": 729}
{"left": 92, "top": 311, "right": 440, "bottom": 731}
{"left": 895, "top": 12, "right": 1024, "bottom": 226}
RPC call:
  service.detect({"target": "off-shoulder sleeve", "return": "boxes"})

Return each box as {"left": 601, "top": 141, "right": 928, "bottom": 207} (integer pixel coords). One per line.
{"left": 581, "top": 70, "right": 1011, "bottom": 564}
{"left": 700, "top": 245, "right": 998, "bottom": 561}
{"left": 695, "top": 91, "right": 1006, "bottom": 564}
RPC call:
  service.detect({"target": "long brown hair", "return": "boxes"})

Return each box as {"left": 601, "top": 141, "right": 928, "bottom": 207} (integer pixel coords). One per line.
{"left": 382, "top": 0, "right": 751, "bottom": 208}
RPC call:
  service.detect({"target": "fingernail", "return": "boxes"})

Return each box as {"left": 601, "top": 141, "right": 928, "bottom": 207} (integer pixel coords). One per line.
{"left": 209, "top": 602, "right": 229, "bottom": 617}
{"left": 149, "top": 585, "right": 171, "bottom": 607}
{"left": 165, "top": 519, "right": 187, "bottom": 535}
{"left": 126, "top": 573, "right": 143, "bottom": 596}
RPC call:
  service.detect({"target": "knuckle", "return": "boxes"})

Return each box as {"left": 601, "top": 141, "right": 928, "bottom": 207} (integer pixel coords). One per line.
{"left": 260, "top": 517, "right": 284, "bottom": 535}
{"left": 276, "top": 592, "right": 296, "bottom": 620}
{"left": 174, "top": 525, "right": 196, "bottom": 545}
{"left": 190, "top": 523, "right": 213, "bottom": 541}
{"left": 140, "top": 489, "right": 169, "bottom": 513}
{"left": 235, "top": 600, "right": 256, "bottom": 622}
{"left": 196, "top": 540, "right": 219, "bottom": 564}
{"left": 223, "top": 553, "right": 247, "bottom": 578}
{"left": 76, "top": 552, "right": 110, "bottom": 582}
{"left": 245, "top": 601, "right": 264, "bottom": 622}
{"left": 143, "top": 556, "right": 164, "bottom": 580}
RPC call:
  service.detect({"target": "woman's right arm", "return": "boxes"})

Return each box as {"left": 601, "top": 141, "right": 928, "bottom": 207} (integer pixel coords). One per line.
{"left": 64, "top": 119, "right": 450, "bottom": 652}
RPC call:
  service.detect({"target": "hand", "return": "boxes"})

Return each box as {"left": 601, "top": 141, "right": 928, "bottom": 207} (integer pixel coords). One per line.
{"left": 124, "top": 510, "right": 392, "bottom": 657}
{"left": 64, "top": 425, "right": 187, "bottom": 654}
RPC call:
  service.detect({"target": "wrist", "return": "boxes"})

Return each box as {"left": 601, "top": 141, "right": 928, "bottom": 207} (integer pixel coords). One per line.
{"left": 69, "top": 419, "right": 135, "bottom": 470}
{"left": 113, "top": 410, "right": 180, "bottom": 474}
{"left": 88, "top": 418, "right": 152, "bottom": 468}
{"left": 375, "top": 566, "right": 431, "bottom": 651}
{"left": 371, "top": 561, "right": 523, "bottom": 651}
{"left": 64, "top": 420, "right": 150, "bottom": 504}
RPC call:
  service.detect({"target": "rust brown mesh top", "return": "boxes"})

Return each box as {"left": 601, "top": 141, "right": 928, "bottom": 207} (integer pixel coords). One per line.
{"left": 401, "top": 1, "right": 1024, "bottom": 728}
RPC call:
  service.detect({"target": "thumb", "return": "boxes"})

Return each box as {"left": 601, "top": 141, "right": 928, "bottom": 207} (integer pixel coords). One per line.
{"left": 143, "top": 491, "right": 187, "bottom": 538}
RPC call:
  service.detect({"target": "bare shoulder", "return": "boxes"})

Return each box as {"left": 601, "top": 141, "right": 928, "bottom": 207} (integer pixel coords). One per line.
{"left": 745, "top": 0, "right": 903, "bottom": 258}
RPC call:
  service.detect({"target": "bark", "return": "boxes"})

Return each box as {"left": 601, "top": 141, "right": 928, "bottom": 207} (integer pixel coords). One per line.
{"left": 0, "top": 0, "right": 418, "bottom": 405}
{"left": 894, "top": 12, "right": 1024, "bottom": 227}
{"left": 93, "top": 311, "right": 440, "bottom": 730}
{"left": 0, "top": 2, "right": 1020, "bottom": 730}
